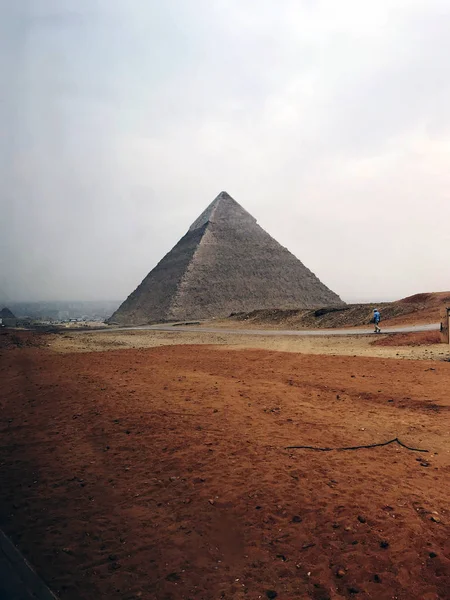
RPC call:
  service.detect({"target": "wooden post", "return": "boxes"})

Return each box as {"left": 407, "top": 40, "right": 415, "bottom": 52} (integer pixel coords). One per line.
{"left": 440, "top": 307, "right": 450, "bottom": 343}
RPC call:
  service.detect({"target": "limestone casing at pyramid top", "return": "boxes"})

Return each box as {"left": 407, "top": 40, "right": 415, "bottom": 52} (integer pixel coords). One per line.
{"left": 188, "top": 191, "right": 256, "bottom": 232}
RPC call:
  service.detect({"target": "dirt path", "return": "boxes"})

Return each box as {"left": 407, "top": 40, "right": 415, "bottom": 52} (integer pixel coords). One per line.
{"left": 0, "top": 342, "right": 449, "bottom": 600}
{"left": 50, "top": 328, "right": 450, "bottom": 362}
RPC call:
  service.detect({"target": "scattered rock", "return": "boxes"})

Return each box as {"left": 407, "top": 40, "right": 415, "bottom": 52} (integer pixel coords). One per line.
{"left": 312, "top": 584, "right": 331, "bottom": 600}
{"left": 348, "top": 587, "right": 360, "bottom": 595}
{"left": 302, "top": 542, "right": 315, "bottom": 550}
{"left": 108, "top": 554, "right": 117, "bottom": 561}
{"left": 336, "top": 568, "right": 346, "bottom": 578}
{"left": 266, "top": 591, "right": 278, "bottom": 599}
{"left": 373, "top": 574, "right": 381, "bottom": 583}
{"left": 380, "top": 541, "right": 390, "bottom": 549}
{"left": 430, "top": 516, "right": 441, "bottom": 523}
{"left": 357, "top": 515, "right": 366, "bottom": 523}
{"left": 429, "top": 552, "right": 438, "bottom": 558}
{"left": 292, "top": 515, "right": 302, "bottom": 523}
{"left": 166, "top": 572, "right": 180, "bottom": 582}
{"left": 208, "top": 499, "right": 215, "bottom": 505}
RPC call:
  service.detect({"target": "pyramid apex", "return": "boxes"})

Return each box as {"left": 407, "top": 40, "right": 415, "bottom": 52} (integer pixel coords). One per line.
{"left": 189, "top": 191, "right": 247, "bottom": 231}
{"left": 217, "top": 190, "right": 233, "bottom": 199}
{"left": 211, "top": 190, "right": 236, "bottom": 206}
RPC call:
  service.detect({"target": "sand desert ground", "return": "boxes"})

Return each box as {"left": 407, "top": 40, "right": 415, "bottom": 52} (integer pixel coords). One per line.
{"left": 0, "top": 326, "right": 449, "bottom": 600}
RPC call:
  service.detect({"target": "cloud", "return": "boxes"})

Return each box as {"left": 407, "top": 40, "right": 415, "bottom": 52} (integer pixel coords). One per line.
{"left": 1, "top": 0, "right": 450, "bottom": 302}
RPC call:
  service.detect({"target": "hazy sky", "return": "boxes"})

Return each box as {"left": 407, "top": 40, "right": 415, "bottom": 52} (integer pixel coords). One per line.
{"left": 1, "top": 0, "right": 450, "bottom": 303}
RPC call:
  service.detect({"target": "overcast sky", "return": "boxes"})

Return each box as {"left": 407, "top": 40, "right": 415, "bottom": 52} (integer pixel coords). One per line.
{"left": 1, "top": 0, "right": 449, "bottom": 304}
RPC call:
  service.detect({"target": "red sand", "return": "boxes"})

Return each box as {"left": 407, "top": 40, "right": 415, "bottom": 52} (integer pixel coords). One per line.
{"left": 371, "top": 331, "right": 441, "bottom": 347}
{"left": 0, "top": 337, "right": 449, "bottom": 600}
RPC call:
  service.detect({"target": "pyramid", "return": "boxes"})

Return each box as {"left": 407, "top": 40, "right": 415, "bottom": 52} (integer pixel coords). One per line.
{"left": 0, "top": 307, "right": 16, "bottom": 319}
{"left": 108, "top": 192, "right": 343, "bottom": 325}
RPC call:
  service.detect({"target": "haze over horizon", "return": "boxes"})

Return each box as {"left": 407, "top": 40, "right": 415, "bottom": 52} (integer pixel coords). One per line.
{"left": 2, "top": 1, "right": 450, "bottom": 305}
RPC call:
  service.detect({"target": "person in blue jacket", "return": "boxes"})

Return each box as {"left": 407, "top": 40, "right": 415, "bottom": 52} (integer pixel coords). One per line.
{"left": 373, "top": 309, "right": 381, "bottom": 333}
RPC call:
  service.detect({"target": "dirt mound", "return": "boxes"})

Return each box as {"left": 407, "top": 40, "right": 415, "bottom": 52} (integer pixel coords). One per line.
{"left": 228, "top": 302, "right": 417, "bottom": 329}
{"left": 0, "top": 344, "right": 449, "bottom": 599}
{"left": 371, "top": 331, "right": 441, "bottom": 347}
{"left": 398, "top": 292, "right": 450, "bottom": 306}
{"left": 226, "top": 292, "right": 450, "bottom": 330}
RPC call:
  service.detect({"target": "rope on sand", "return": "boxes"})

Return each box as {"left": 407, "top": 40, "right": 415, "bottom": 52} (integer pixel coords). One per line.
{"left": 285, "top": 437, "right": 429, "bottom": 452}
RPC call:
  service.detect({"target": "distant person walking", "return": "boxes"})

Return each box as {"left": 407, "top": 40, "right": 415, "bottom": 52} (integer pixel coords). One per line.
{"left": 373, "top": 309, "right": 381, "bottom": 333}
